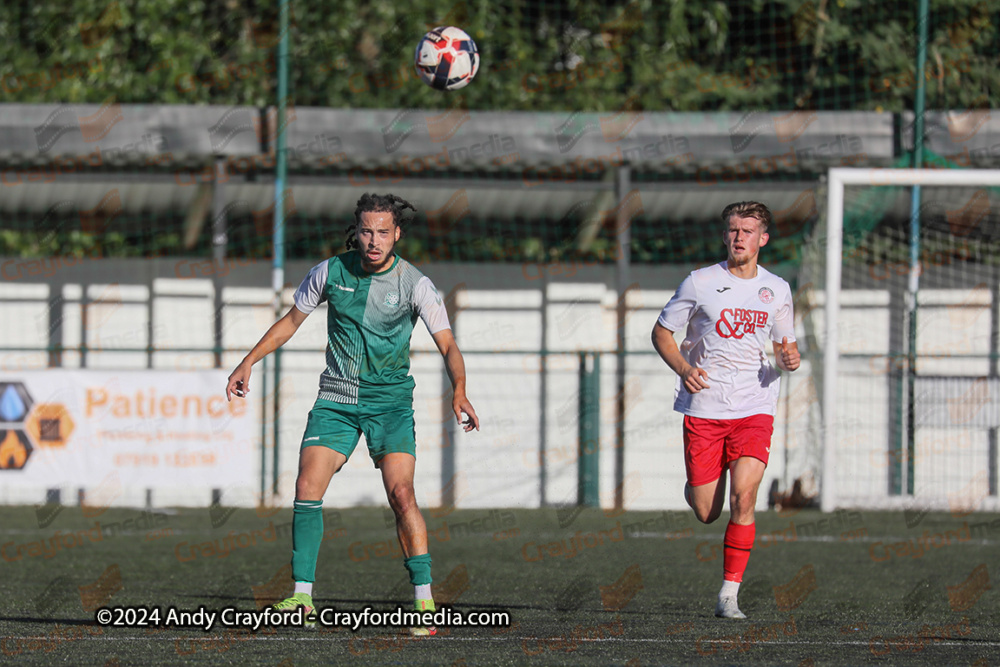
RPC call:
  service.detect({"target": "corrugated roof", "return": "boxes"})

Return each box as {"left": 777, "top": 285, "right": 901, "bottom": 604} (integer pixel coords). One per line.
{"left": 0, "top": 105, "right": 996, "bottom": 227}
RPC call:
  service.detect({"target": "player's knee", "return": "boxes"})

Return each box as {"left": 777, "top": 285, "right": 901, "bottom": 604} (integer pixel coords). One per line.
{"left": 295, "top": 477, "right": 321, "bottom": 500}
{"left": 388, "top": 483, "right": 416, "bottom": 515}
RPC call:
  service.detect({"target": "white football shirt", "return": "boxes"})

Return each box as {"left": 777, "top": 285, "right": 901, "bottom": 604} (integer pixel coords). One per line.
{"left": 657, "top": 261, "right": 796, "bottom": 419}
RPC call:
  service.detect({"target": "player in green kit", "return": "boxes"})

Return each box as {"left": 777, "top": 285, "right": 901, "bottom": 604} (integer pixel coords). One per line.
{"left": 226, "top": 193, "right": 479, "bottom": 636}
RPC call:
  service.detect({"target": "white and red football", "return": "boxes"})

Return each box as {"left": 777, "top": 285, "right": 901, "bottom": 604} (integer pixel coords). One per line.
{"left": 414, "top": 26, "right": 480, "bottom": 91}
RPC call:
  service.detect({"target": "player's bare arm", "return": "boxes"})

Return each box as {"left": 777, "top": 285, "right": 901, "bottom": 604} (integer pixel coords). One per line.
{"left": 651, "top": 322, "right": 710, "bottom": 393}
{"left": 431, "top": 328, "right": 480, "bottom": 431}
{"left": 226, "top": 305, "right": 309, "bottom": 401}
{"left": 773, "top": 336, "right": 800, "bottom": 372}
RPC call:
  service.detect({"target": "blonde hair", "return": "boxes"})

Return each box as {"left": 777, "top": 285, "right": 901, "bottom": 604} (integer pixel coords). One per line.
{"left": 721, "top": 201, "right": 772, "bottom": 231}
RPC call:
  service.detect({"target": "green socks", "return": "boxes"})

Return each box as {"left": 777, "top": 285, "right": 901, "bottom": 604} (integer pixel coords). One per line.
{"left": 292, "top": 499, "right": 323, "bottom": 583}
{"left": 292, "top": 503, "right": 433, "bottom": 601}
{"left": 404, "top": 553, "right": 433, "bottom": 586}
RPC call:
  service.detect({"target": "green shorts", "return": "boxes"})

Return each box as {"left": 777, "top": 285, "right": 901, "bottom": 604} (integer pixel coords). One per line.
{"left": 300, "top": 398, "right": 416, "bottom": 466}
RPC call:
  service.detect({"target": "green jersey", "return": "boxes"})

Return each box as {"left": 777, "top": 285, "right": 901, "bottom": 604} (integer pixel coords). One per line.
{"left": 293, "top": 251, "right": 450, "bottom": 405}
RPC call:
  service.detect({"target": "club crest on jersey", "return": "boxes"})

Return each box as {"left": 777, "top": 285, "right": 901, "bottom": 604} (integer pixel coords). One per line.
{"left": 758, "top": 287, "right": 774, "bottom": 304}
{"left": 384, "top": 292, "right": 400, "bottom": 307}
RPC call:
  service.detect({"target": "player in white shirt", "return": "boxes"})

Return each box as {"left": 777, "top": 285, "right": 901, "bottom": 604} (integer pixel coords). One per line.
{"left": 652, "top": 201, "right": 800, "bottom": 619}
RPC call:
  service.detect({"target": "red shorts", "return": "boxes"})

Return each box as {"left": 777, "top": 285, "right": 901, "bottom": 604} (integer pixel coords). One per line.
{"left": 683, "top": 414, "right": 774, "bottom": 486}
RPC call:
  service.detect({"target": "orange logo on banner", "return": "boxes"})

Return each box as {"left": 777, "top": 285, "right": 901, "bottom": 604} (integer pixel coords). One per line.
{"left": 26, "top": 403, "right": 74, "bottom": 448}
{"left": 0, "top": 430, "right": 32, "bottom": 469}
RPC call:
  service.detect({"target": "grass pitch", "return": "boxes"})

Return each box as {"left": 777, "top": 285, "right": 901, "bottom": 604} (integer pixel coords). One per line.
{"left": 1, "top": 504, "right": 998, "bottom": 665}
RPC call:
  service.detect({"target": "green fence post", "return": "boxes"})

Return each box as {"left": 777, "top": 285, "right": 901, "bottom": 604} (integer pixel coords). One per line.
{"left": 578, "top": 352, "right": 600, "bottom": 507}
{"left": 903, "top": 0, "right": 931, "bottom": 496}
{"left": 270, "top": 0, "right": 291, "bottom": 498}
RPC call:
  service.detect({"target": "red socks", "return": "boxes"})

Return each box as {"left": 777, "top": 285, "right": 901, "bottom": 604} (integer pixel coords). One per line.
{"left": 723, "top": 521, "right": 755, "bottom": 582}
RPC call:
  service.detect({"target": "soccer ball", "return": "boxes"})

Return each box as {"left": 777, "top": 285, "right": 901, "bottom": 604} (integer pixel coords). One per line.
{"left": 414, "top": 26, "right": 480, "bottom": 91}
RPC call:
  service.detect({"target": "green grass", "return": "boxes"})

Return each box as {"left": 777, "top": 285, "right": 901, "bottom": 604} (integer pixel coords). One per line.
{"left": 1, "top": 505, "right": 999, "bottom": 665}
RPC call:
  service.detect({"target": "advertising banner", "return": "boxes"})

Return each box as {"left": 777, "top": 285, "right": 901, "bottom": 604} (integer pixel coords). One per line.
{"left": 0, "top": 371, "right": 257, "bottom": 502}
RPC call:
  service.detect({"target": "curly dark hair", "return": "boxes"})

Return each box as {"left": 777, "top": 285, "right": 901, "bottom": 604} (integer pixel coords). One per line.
{"left": 345, "top": 193, "right": 418, "bottom": 251}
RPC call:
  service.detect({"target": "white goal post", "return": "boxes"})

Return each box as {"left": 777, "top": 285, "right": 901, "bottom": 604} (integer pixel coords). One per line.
{"left": 822, "top": 168, "right": 1000, "bottom": 512}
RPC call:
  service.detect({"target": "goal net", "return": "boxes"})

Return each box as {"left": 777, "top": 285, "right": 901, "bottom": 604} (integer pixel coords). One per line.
{"left": 815, "top": 168, "right": 1000, "bottom": 512}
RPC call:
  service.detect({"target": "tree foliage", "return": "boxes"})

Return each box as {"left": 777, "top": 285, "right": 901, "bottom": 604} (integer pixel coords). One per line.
{"left": 1, "top": 1, "right": 996, "bottom": 260}
{"left": 0, "top": 0, "right": 995, "bottom": 111}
